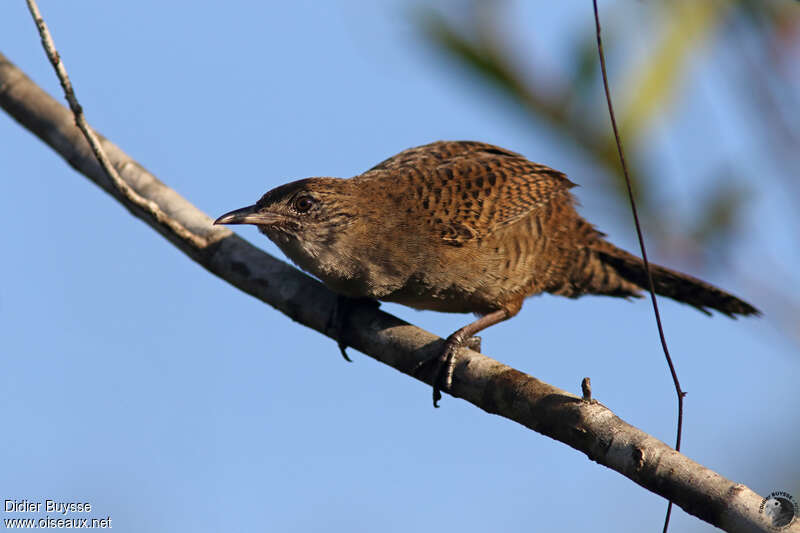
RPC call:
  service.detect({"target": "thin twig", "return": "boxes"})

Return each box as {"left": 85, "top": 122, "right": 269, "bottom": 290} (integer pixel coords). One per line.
{"left": 591, "top": 3, "right": 685, "bottom": 532}
{"left": 24, "top": 0, "right": 209, "bottom": 250}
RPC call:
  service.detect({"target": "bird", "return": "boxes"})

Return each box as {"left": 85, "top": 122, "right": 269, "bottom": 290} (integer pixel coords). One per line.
{"left": 215, "top": 140, "right": 760, "bottom": 406}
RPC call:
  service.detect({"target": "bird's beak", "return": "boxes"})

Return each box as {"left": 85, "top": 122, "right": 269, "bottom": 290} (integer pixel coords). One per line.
{"left": 214, "top": 205, "right": 280, "bottom": 226}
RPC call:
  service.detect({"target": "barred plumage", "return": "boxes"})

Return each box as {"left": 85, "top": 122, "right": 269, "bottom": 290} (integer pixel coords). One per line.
{"left": 216, "top": 140, "right": 760, "bottom": 405}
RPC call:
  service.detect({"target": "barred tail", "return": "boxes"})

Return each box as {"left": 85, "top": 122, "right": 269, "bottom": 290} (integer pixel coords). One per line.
{"left": 589, "top": 244, "right": 760, "bottom": 318}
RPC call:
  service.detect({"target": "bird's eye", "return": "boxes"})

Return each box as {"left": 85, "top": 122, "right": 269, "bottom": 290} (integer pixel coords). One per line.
{"left": 293, "top": 195, "right": 315, "bottom": 213}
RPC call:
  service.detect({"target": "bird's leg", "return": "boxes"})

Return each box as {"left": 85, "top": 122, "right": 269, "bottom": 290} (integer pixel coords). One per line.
{"left": 327, "top": 295, "right": 379, "bottom": 362}
{"left": 414, "top": 308, "right": 512, "bottom": 408}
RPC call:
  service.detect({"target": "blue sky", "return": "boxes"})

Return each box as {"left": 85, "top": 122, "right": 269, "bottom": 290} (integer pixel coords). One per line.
{"left": 1, "top": 2, "right": 797, "bottom": 532}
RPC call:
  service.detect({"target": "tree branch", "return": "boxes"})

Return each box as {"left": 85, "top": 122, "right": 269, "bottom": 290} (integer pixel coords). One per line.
{"left": 0, "top": 52, "right": 788, "bottom": 533}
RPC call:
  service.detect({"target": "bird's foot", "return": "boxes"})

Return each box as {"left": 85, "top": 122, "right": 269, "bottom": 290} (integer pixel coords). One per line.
{"left": 327, "top": 295, "right": 379, "bottom": 362}
{"left": 464, "top": 336, "right": 482, "bottom": 352}
{"left": 413, "top": 335, "right": 481, "bottom": 408}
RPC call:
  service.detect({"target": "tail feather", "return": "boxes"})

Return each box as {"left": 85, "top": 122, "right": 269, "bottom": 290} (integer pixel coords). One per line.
{"left": 593, "top": 245, "right": 760, "bottom": 318}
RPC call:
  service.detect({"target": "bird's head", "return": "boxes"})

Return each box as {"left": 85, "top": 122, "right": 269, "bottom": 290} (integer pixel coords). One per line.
{"left": 214, "top": 177, "right": 359, "bottom": 277}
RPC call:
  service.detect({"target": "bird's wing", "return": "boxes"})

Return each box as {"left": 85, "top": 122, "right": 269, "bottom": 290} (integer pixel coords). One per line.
{"left": 359, "top": 140, "right": 522, "bottom": 175}
{"left": 365, "top": 141, "right": 576, "bottom": 246}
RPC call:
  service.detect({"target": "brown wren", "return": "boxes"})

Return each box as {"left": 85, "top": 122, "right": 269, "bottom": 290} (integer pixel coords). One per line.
{"left": 215, "top": 141, "right": 759, "bottom": 406}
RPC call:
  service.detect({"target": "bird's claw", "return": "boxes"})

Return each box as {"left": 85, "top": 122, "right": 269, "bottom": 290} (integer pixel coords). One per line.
{"left": 432, "top": 339, "right": 463, "bottom": 408}
{"left": 338, "top": 341, "right": 352, "bottom": 362}
{"left": 413, "top": 335, "right": 481, "bottom": 408}
{"left": 328, "top": 295, "right": 355, "bottom": 362}
{"left": 465, "top": 335, "right": 481, "bottom": 353}
{"left": 328, "top": 296, "right": 380, "bottom": 363}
